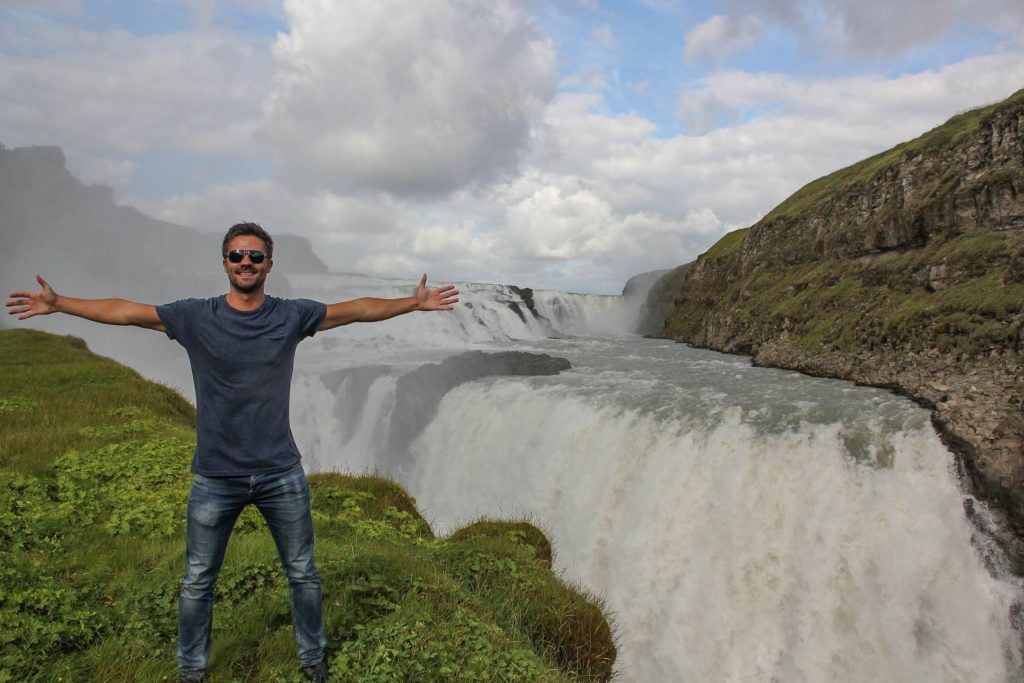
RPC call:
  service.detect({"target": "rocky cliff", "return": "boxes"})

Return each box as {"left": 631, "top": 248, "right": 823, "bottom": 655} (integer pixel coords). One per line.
{"left": 660, "top": 89, "right": 1024, "bottom": 557}
{"left": 623, "top": 264, "right": 692, "bottom": 335}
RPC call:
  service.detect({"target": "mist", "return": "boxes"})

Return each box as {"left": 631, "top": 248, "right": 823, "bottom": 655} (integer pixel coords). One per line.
{"left": 0, "top": 145, "right": 330, "bottom": 393}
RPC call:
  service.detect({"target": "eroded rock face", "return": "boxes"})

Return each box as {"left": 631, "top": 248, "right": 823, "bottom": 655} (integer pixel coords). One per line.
{"left": 385, "top": 351, "right": 571, "bottom": 473}
{"left": 625, "top": 264, "right": 693, "bottom": 336}
{"left": 739, "top": 105, "right": 1024, "bottom": 269}
{"left": 661, "top": 89, "right": 1024, "bottom": 555}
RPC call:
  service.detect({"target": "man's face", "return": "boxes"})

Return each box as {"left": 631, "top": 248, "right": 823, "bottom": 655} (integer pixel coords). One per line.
{"left": 223, "top": 235, "right": 273, "bottom": 294}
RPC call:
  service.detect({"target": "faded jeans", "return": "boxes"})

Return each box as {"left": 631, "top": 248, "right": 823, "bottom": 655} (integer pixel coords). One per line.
{"left": 177, "top": 463, "right": 326, "bottom": 678}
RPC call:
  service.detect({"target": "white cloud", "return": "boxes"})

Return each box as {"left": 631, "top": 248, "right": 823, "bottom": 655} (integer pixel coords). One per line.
{"left": 560, "top": 64, "right": 612, "bottom": 91}
{"left": 808, "top": 0, "right": 955, "bottom": 59}
{"left": 678, "top": 53, "right": 1024, "bottom": 136}
{"left": 179, "top": 0, "right": 284, "bottom": 27}
{"left": 638, "top": 0, "right": 683, "bottom": 13}
{"left": 262, "top": 0, "right": 556, "bottom": 196}
{"left": 713, "top": 0, "right": 1024, "bottom": 59}
{"left": 684, "top": 14, "right": 764, "bottom": 64}
{"left": 629, "top": 79, "right": 651, "bottom": 96}
{"left": 0, "top": 24, "right": 266, "bottom": 157}
{"left": 141, "top": 51, "right": 1024, "bottom": 293}
{"left": 533, "top": 92, "right": 657, "bottom": 172}
{"left": 11, "top": 1, "right": 1024, "bottom": 295}
{"left": 136, "top": 179, "right": 299, "bottom": 234}
{"left": 665, "top": 53, "right": 1024, "bottom": 216}
{"left": 1, "top": 0, "right": 81, "bottom": 14}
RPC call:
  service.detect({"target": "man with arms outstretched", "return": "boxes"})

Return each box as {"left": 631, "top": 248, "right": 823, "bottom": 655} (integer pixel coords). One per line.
{"left": 5, "top": 222, "right": 459, "bottom": 683}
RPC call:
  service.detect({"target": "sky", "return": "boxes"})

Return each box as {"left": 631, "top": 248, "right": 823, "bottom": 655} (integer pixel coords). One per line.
{"left": 2, "top": 0, "right": 1024, "bottom": 294}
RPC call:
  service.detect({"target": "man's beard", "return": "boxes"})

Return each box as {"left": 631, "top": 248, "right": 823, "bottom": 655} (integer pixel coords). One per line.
{"left": 230, "top": 269, "right": 265, "bottom": 292}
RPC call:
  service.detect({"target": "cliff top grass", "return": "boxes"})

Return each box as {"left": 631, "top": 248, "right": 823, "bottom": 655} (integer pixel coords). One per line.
{"left": 0, "top": 329, "right": 615, "bottom": 682}
{"left": 664, "top": 226, "right": 1024, "bottom": 359}
{"left": 762, "top": 88, "right": 1024, "bottom": 224}
{"left": 703, "top": 227, "right": 750, "bottom": 262}
{"left": 667, "top": 89, "right": 1024, "bottom": 358}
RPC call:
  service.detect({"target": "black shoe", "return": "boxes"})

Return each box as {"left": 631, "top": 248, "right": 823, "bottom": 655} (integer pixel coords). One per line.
{"left": 302, "top": 660, "right": 328, "bottom": 682}
{"left": 177, "top": 676, "right": 204, "bottom": 683}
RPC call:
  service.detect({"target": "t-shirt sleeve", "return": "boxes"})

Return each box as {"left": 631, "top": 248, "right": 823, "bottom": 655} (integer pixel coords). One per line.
{"left": 156, "top": 298, "right": 201, "bottom": 343}
{"left": 294, "top": 298, "right": 328, "bottom": 338}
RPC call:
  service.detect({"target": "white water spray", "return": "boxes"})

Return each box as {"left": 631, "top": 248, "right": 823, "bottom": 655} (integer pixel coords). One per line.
{"left": 405, "top": 378, "right": 1019, "bottom": 681}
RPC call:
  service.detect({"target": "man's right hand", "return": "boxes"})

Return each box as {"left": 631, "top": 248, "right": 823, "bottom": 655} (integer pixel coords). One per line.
{"left": 5, "top": 276, "right": 164, "bottom": 330}
{"left": 6, "top": 275, "right": 58, "bottom": 320}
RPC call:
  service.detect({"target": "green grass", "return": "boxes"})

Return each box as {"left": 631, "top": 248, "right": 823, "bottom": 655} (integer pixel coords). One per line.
{"left": 762, "top": 88, "right": 1024, "bottom": 224}
{"left": 663, "top": 224, "right": 1024, "bottom": 358}
{"left": 702, "top": 227, "right": 750, "bottom": 262}
{"left": 0, "top": 330, "right": 616, "bottom": 682}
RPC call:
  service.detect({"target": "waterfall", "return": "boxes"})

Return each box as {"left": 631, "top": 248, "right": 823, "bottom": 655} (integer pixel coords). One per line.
{"left": 280, "top": 273, "right": 1023, "bottom": 682}
{"left": 404, "top": 379, "right": 1020, "bottom": 681}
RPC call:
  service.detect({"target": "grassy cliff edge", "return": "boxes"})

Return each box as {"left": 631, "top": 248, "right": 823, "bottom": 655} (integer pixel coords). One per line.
{"left": 0, "top": 329, "right": 615, "bottom": 682}
{"left": 661, "top": 89, "right": 1024, "bottom": 557}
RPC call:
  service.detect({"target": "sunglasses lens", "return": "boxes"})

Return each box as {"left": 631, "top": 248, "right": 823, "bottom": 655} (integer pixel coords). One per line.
{"left": 227, "top": 250, "right": 266, "bottom": 264}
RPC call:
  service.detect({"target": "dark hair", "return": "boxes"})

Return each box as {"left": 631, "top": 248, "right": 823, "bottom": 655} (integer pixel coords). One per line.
{"left": 222, "top": 222, "right": 274, "bottom": 259}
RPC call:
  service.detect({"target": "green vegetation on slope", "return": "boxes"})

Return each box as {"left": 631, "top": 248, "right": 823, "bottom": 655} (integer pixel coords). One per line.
{"left": 763, "top": 88, "right": 1024, "bottom": 223}
{"left": 0, "top": 329, "right": 615, "bottom": 682}
{"left": 663, "top": 87, "right": 1024, "bottom": 363}
{"left": 702, "top": 228, "right": 750, "bottom": 262}
{"left": 664, "top": 226, "right": 1024, "bottom": 357}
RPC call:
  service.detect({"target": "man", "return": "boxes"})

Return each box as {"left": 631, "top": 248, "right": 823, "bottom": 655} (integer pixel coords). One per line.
{"left": 5, "top": 222, "right": 459, "bottom": 682}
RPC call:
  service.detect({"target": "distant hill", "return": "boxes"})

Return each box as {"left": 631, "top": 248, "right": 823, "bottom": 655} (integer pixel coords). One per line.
{"left": 0, "top": 144, "right": 327, "bottom": 306}
{"left": 654, "top": 89, "right": 1024, "bottom": 556}
{"left": 0, "top": 144, "right": 331, "bottom": 391}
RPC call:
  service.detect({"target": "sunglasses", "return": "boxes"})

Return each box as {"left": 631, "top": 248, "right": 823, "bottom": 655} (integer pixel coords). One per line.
{"left": 226, "top": 249, "right": 267, "bottom": 264}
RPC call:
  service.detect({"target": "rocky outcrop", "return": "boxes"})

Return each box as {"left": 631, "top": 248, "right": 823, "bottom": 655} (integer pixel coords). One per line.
{"left": 661, "top": 89, "right": 1024, "bottom": 552}
{"left": 384, "top": 351, "right": 571, "bottom": 473}
{"left": 624, "top": 264, "right": 692, "bottom": 335}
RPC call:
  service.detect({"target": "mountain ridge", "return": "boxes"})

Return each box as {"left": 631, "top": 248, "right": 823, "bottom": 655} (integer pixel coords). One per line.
{"left": 0, "top": 144, "right": 328, "bottom": 303}
{"left": 656, "top": 88, "right": 1024, "bottom": 557}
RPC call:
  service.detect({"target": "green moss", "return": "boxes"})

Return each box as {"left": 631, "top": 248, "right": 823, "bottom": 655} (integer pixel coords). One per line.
{"left": 449, "top": 518, "right": 554, "bottom": 564}
{"left": 933, "top": 228, "right": 1008, "bottom": 265}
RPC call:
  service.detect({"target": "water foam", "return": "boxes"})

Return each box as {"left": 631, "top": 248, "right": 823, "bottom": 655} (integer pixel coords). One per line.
{"left": 403, "top": 380, "right": 1021, "bottom": 682}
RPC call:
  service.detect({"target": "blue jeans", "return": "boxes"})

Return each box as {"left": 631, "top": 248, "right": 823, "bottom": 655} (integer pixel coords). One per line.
{"left": 178, "top": 463, "right": 327, "bottom": 678}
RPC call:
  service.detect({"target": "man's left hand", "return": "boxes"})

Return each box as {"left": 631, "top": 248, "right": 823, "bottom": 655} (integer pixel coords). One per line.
{"left": 416, "top": 274, "right": 459, "bottom": 311}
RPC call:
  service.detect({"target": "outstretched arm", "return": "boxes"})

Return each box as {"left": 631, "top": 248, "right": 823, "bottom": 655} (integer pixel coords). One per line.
{"left": 6, "top": 275, "right": 165, "bottom": 331}
{"left": 319, "top": 274, "right": 459, "bottom": 332}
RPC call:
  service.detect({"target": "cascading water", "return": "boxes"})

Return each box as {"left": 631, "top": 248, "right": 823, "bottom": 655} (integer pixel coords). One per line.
{"left": 277, "top": 272, "right": 1022, "bottom": 681}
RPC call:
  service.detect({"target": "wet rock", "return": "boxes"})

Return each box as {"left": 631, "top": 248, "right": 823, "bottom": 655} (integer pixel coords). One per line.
{"left": 322, "top": 365, "right": 392, "bottom": 432}
{"left": 384, "top": 351, "right": 571, "bottom": 474}
{"left": 509, "top": 286, "right": 538, "bottom": 317}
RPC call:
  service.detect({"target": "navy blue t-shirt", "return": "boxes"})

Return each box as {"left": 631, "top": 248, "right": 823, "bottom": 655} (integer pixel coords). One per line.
{"left": 156, "top": 295, "right": 327, "bottom": 476}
